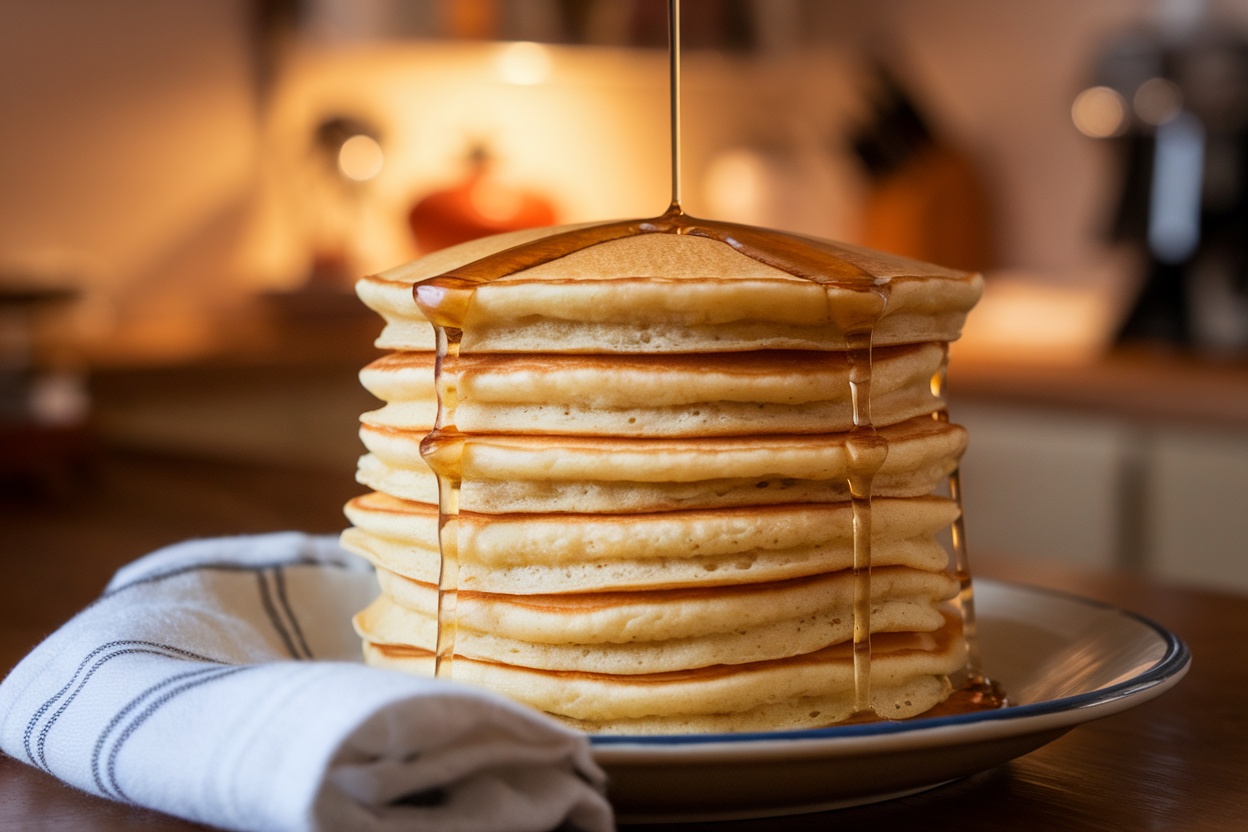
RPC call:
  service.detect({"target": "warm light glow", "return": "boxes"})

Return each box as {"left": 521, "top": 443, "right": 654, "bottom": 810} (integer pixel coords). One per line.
{"left": 1072, "top": 86, "right": 1128, "bottom": 138}
{"left": 496, "top": 42, "right": 552, "bottom": 85}
{"left": 338, "top": 134, "right": 383, "bottom": 181}
{"left": 702, "top": 149, "right": 769, "bottom": 224}
{"left": 953, "top": 273, "right": 1120, "bottom": 365}
{"left": 1134, "top": 77, "right": 1183, "bottom": 126}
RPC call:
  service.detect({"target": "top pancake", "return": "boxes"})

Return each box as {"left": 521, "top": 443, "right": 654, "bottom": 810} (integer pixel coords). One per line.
{"left": 362, "top": 219, "right": 983, "bottom": 353}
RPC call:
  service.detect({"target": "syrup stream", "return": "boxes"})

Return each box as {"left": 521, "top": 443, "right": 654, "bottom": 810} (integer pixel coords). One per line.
{"left": 668, "top": 0, "right": 682, "bottom": 211}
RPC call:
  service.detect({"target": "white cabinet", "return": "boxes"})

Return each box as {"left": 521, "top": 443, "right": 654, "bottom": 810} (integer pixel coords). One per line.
{"left": 951, "top": 400, "right": 1248, "bottom": 595}
{"left": 955, "top": 403, "right": 1126, "bottom": 569}
{"left": 1146, "top": 428, "right": 1248, "bottom": 591}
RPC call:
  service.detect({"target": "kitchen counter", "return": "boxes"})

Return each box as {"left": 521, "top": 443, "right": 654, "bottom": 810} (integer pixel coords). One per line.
{"left": 949, "top": 345, "right": 1248, "bottom": 429}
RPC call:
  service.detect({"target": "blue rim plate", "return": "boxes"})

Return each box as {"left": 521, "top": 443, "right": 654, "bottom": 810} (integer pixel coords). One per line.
{"left": 590, "top": 579, "right": 1191, "bottom": 823}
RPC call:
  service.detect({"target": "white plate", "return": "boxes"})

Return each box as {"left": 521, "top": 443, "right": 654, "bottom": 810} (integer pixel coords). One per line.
{"left": 590, "top": 579, "right": 1191, "bottom": 823}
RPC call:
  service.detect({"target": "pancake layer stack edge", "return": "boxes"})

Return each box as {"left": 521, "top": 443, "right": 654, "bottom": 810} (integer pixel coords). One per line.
{"left": 343, "top": 220, "right": 983, "bottom": 734}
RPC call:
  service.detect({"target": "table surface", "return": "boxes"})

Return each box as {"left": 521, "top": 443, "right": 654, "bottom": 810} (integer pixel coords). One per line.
{"left": 1, "top": 449, "right": 1245, "bottom": 831}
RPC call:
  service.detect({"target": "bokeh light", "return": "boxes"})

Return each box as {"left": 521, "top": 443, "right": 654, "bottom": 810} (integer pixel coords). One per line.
{"left": 1134, "top": 77, "right": 1184, "bottom": 126}
{"left": 337, "top": 134, "right": 384, "bottom": 181}
{"left": 1072, "top": 85, "right": 1128, "bottom": 138}
{"left": 496, "top": 42, "right": 552, "bottom": 86}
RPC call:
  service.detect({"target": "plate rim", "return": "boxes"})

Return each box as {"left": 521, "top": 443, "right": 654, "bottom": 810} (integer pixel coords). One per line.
{"left": 590, "top": 578, "right": 1191, "bottom": 759}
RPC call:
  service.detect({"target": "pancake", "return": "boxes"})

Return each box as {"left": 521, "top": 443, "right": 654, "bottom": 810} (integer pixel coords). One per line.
{"left": 453, "top": 496, "right": 959, "bottom": 568}
{"left": 356, "top": 578, "right": 948, "bottom": 678}
{"left": 355, "top": 569, "right": 953, "bottom": 674}
{"left": 354, "top": 452, "right": 439, "bottom": 505}
{"left": 384, "top": 222, "right": 982, "bottom": 353}
{"left": 366, "top": 415, "right": 966, "bottom": 513}
{"left": 351, "top": 526, "right": 953, "bottom": 598}
{"left": 374, "top": 565, "right": 956, "bottom": 645}
{"left": 357, "top": 352, "right": 438, "bottom": 430}
{"left": 363, "top": 221, "right": 981, "bottom": 354}
{"left": 362, "top": 611, "right": 966, "bottom": 734}
{"left": 354, "top": 343, "right": 944, "bottom": 438}
{"left": 355, "top": 275, "right": 437, "bottom": 351}
{"left": 345, "top": 526, "right": 953, "bottom": 595}
{"left": 341, "top": 491, "right": 960, "bottom": 592}
{"left": 431, "top": 343, "right": 944, "bottom": 437}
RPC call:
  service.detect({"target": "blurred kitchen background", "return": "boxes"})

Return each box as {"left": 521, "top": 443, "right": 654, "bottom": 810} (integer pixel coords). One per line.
{"left": 2, "top": 0, "right": 1246, "bottom": 593}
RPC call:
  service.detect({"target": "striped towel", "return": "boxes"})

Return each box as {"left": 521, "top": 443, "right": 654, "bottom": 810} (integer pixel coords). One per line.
{"left": 0, "top": 533, "right": 613, "bottom": 832}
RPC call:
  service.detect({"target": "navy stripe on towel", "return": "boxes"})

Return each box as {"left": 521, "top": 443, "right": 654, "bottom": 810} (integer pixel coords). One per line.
{"left": 24, "top": 640, "right": 223, "bottom": 771}
{"left": 103, "top": 665, "right": 253, "bottom": 802}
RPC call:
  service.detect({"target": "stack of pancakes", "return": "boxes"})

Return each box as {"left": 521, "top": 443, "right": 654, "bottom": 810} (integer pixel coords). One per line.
{"left": 343, "top": 218, "right": 983, "bottom": 734}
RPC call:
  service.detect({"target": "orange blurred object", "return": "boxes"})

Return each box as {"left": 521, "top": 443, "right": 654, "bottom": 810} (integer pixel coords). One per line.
{"left": 851, "top": 65, "right": 995, "bottom": 273}
{"left": 408, "top": 146, "right": 557, "bottom": 253}
{"left": 859, "top": 142, "right": 994, "bottom": 274}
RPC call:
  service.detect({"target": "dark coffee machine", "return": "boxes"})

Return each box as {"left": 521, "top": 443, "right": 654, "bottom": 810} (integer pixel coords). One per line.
{"left": 1083, "top": 23, "right": 1248, "bottom": 352}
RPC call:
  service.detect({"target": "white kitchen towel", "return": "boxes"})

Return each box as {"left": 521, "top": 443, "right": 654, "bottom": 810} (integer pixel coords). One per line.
{"left": 0, "top": 533, "right": 614, "bottom": 832}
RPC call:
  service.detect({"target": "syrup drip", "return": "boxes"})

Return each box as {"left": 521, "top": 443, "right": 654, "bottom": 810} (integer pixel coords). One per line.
{"left": 427, "top": 326, "right": 463, "bottom": 678}
{"left": 846, "top": 334, "right": 882, "bottom": 714}
{"left": 931, "top": 347, "right": 1005, "bottom": 705}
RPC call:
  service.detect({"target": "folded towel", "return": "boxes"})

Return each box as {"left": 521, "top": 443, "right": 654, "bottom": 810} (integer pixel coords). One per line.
{"left": 0, "top": 533, "right": 614, "bottom": 832}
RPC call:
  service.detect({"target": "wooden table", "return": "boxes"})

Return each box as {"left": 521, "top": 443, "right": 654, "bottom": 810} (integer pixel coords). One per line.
{"left": 2, "top": 450, "right": 1245, "bottom": 831}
